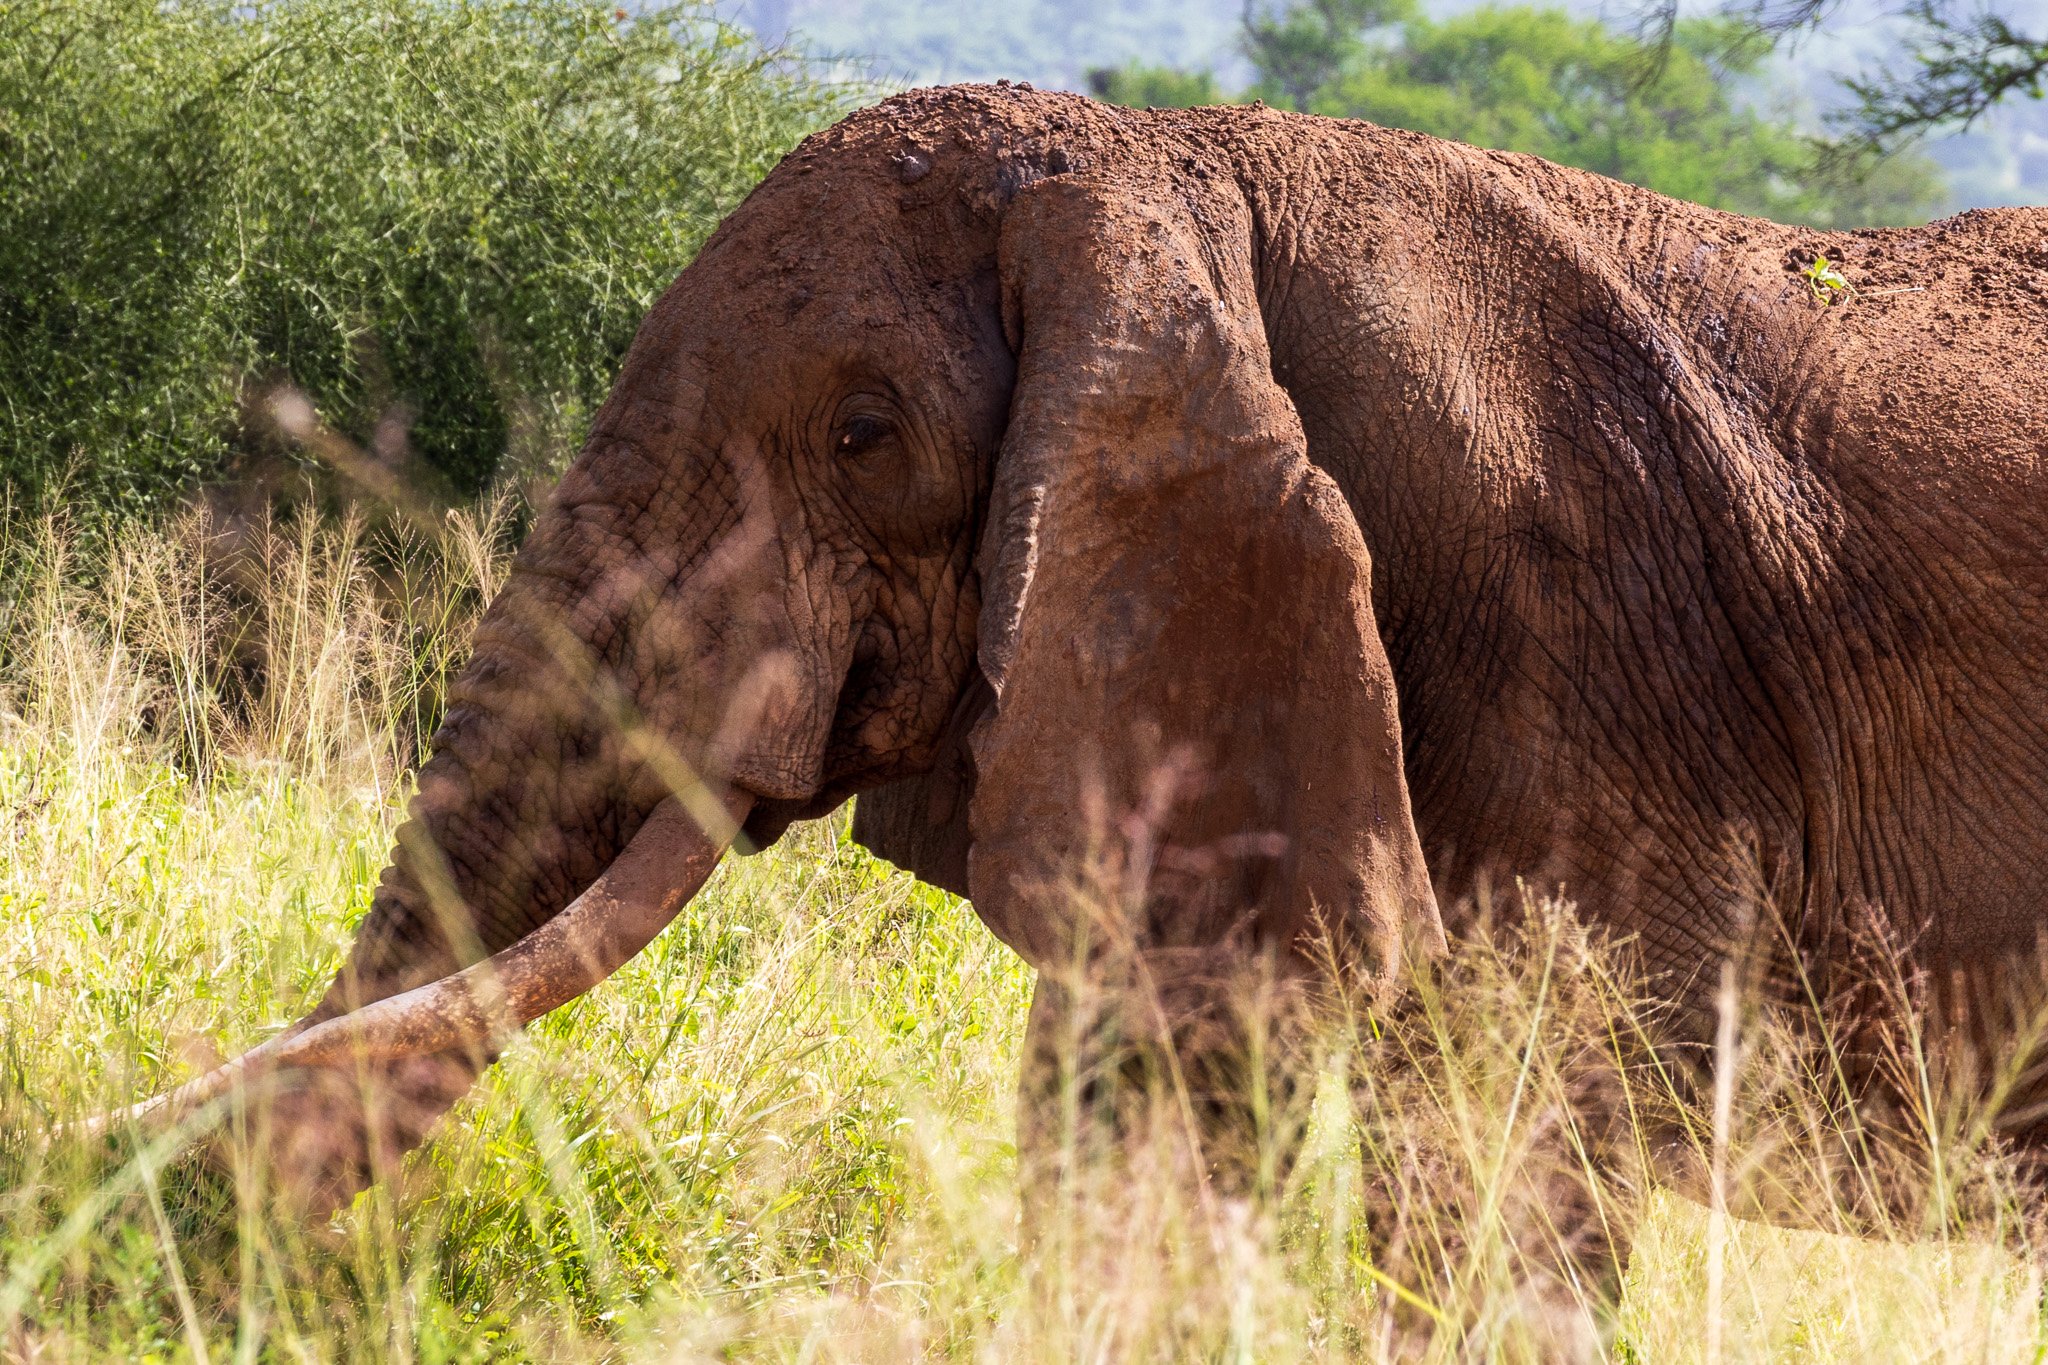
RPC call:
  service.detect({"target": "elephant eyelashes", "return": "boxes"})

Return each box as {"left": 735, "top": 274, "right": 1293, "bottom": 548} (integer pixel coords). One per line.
{"left": 835, "top": 414, "right": 891, "bottom": 460}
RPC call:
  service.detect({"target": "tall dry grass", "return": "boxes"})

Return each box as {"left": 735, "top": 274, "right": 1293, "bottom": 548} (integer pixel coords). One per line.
{"left": 1, "top": 498, "right": 516, "bottom": 788}
{"left": 0, "top": 506, "right": 2045, "bottom": 1361}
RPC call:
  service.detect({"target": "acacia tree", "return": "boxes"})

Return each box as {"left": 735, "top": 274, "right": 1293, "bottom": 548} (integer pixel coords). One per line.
{"left": 0, "top": 0, "right": 837, "bottom": 508}
{"left": 1240, "top": 0, "right": 1413, "bottom": 110}
{"left": 1659, "top": 1, "right": 2048, "bottom": 151}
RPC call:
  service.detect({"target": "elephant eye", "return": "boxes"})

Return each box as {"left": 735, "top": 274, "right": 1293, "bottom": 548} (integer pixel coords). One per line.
{"left": 835, "top": 414, "right": 891, "bottom": 460}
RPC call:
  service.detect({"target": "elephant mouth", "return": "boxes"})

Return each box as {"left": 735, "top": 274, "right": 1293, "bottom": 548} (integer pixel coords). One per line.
{"left": 732, "top": 631, "right": 930, "bottom": 850}
{"left": 739, "top": 794, "right": 835, "bottom": 849}
{"left": 735, "top": 753, "right": 894, "bottom": 850}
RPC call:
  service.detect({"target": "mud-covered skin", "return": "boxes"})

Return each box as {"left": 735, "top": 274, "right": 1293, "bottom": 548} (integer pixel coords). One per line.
{"left": 1258, "top": 141, "right": 2048, "bottom": 991}
{"left": 857, "top": 89, "right": 2048, "bottom": 1002}
{"left": 283, "top": 85, "right": 2048, "bottom": 1213}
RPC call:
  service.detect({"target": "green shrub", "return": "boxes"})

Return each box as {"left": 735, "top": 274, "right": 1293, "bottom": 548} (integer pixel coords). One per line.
{"left": 0, "top": 0, "right": 843, "bottom": 510}
{"left": 1085, "top": 62, "right": 1229, "bottom": 109}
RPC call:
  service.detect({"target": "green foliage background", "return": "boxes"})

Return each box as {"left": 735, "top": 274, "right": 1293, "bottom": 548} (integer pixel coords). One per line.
{"left": 0, "top": 0, "right": 840, "bottom": 510}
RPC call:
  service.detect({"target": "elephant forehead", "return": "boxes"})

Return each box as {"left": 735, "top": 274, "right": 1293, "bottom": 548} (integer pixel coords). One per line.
{"left": 699, "top": 170, "right": 897, "bottom": 273}
{"left": 700, "top": 142, "right": 1010, "bottom": 297}
{"left": 687, "top": 228, "right": 929, "bottom": 335}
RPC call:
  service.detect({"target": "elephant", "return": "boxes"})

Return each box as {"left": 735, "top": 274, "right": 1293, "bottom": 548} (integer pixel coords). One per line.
{"left": 111, "top": 84, "right": 2048, "bottom": 1238}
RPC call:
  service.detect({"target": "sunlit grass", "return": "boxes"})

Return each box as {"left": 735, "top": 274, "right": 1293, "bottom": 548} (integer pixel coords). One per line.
{"left": 1, "top": 508, "right": 2043, "bottom": 1361}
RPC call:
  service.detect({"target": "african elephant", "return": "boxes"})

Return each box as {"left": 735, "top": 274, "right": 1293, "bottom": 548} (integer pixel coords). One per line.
{"left": 115, "top": 85, "right": 2048, "bottom": 1225}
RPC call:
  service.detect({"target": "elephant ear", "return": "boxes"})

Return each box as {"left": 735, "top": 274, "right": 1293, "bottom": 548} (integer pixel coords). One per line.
{"left": 965, "top": 172, "right": 1441, "bottom": 984}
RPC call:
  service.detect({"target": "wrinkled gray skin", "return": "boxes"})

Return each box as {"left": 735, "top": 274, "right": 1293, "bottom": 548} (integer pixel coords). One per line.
{"left": 259, "top": 85, "right": 2048, "bottom": 1225}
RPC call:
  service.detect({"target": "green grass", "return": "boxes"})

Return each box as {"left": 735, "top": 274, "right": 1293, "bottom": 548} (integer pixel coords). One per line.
{"left": 2, "top": 509, "right": 2046, "bottom": 1361}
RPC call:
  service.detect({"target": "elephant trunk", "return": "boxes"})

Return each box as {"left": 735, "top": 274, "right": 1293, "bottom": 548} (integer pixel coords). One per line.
{"left": 116, "top": 414, "right": 820, "bottom": 1209}
{"left": 94, "top": 544, "right": 719, "bottom": 1207}
{"left": 324, "top": 409, "right": 808, "bottom": 1017}
{"left": 315, "top": 585, "right": 657, "bottom": 1019}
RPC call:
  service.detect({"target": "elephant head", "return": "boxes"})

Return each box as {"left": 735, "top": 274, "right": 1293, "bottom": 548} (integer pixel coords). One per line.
{"left": 120, "top": 86, "right": 1441, "bottom": 1209}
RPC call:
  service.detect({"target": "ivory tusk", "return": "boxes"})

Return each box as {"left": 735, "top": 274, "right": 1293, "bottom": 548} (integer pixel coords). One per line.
{"left": 82, "top": 789, "right": 751, "bottom": 1137}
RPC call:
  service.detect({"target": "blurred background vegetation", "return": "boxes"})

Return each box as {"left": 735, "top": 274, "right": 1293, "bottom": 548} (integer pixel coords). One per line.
{"left": 0, "top": 0, "right": 2040, "bottom": 514}
{"left": 0, "top": 0, "right": 839, "bottom": 511}
{"left": 1094, "top": 3, "right": 1943, "bottom": 227}
{"left": 760, "top": 0, "right": 2048, "bottom": 211}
